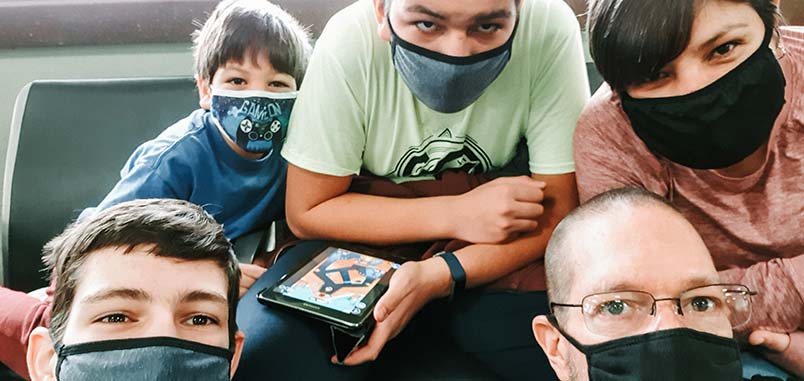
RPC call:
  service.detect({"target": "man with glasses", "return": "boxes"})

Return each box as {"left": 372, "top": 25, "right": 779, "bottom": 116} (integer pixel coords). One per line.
{"left": 531, "top": 187, "right": 783, "bottom": 381}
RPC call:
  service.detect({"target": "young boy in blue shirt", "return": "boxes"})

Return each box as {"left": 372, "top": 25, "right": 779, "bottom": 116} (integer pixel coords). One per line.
{"left": 0, "top": 2, "right": 311, "bottom": 378}
{"left": 81, "top": 0, "right": 311, "bottom": 242}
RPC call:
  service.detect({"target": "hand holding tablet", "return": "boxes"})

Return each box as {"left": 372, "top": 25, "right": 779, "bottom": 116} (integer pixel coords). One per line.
{"left": 257, "top": 245, "right": 400, "bottom": 361}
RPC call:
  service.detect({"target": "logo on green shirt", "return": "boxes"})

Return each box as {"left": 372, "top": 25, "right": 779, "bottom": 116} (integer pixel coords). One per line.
{"left": 393, "top": 129, "right": 493, "bottom": 178}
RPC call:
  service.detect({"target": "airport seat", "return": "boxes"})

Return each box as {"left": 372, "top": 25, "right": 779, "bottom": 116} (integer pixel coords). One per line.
{"left": 0, "top": 61, "right": 602, "bottom": 380}
{"left": 2, "top": 77, "right": 199, "bottom": 292}
{"left": 587, "top": 62, "right": 604, "bottom": 94}
{"left": 0, "top": 76, "right": 499, "bottom": 380}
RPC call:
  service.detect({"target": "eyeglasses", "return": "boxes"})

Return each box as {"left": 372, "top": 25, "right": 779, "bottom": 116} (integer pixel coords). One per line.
{"left": 550, "top": 283, "right": 756, "bottom": 338}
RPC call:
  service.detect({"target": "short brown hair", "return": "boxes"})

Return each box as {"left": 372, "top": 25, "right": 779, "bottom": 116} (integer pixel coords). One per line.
{"left": 192, "top": 0, "right": 312, "bottom": 85}
{"left": 43, "top": 199, "right": 240, "bottom": 347}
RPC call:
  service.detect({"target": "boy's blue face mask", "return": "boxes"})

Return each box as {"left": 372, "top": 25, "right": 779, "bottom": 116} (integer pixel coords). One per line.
{"left": 210, "top": 88, "right": 297, "bottom": 154}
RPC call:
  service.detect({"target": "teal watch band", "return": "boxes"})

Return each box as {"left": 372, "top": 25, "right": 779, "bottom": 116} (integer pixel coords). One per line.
{"left": 435, "top": 251, "right": 466, "bottom": 301}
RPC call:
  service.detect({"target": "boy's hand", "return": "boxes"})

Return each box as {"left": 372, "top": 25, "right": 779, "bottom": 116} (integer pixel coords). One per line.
{"left": 451, "top": 176, "right": 546, "bottom": 243}
{"left": 332, "top": 258, "right": 451, "bottom": 365}
{"left": 749, "top": 330, "right": 791, "bottom": 353}
{"left": 239, "top": 263, "right": 267, "bottom": 297}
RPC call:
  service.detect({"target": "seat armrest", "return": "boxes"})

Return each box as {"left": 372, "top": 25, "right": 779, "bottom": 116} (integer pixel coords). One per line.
{"left": 232, "top": 229, "right": 269, "bottom": 264}
{"left": 231, "top": 220, "right": 297, "bottom": 266}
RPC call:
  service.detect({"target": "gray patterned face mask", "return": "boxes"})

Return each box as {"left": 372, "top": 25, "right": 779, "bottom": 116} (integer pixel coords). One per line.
{"left": 388, "top": 17, "right": 516, "bottom": 114}
{"left": 56, "top": 336, "right": 233, "bottom": 381}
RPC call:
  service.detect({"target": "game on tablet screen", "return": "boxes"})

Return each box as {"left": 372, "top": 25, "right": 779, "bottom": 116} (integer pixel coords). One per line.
{"left": 275, "top": 248, "right": 400, "bottom": 315}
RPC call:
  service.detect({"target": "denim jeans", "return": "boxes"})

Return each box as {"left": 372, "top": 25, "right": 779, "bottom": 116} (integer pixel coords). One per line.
{"left": 741, "top": 351, "right": 793, "bottom": 380}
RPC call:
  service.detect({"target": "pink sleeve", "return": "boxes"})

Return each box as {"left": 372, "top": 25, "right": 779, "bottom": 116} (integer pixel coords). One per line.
{"left": 573, "top": 88, "right": 668, "bottom": 203}
{"left": 0, "top": 286, "right": 52, "bottom": 380}
{"left": 719, "top": 254, "right": 804, "bottom": 334}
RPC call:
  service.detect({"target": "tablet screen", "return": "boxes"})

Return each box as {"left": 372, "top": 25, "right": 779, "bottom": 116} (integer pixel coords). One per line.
{"left": 274, "top": 247, "right": 400, "bottom": 315}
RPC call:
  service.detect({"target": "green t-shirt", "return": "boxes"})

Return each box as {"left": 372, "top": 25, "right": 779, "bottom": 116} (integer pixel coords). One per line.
{"left": 283, "top": 0, "right": 589, "bottom": 183}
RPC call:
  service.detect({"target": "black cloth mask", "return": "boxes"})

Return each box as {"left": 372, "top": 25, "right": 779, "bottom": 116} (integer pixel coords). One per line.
{"left": 550, "top": 317, "right": 743, "bottom": 381}
{"left": 56, "top": 336, "right": 233, "bottom": 381}
{"left": 620, "top": 32, "right": 786, "bottom": 169}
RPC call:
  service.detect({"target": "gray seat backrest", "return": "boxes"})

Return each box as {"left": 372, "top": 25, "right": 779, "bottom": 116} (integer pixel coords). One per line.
{"left": 587, "top": 62, "right": 604, "bottom": 94}
{"left": 2, "top": 77, "right": 198, "bottom": 290}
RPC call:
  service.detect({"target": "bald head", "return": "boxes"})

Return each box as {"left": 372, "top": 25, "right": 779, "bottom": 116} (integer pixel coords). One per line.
{"left": 545, "top": 187, "right": 717, "bottom": 306}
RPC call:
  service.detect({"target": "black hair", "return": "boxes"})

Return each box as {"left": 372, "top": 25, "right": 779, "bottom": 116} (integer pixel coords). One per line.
{"left": 192, "top": 0, "right": 312, "bottom": 85}
{"left": 588, "top": 0, "right": 779, "bottom": 92}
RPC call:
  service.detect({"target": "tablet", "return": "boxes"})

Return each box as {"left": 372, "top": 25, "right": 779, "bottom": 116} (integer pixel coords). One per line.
{"left": 258, "top": 246, "right": 400, "bottom": 329}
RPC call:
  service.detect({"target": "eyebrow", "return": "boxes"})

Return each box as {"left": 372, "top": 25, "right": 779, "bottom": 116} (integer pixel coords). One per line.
{"left": 405, "top": 5, "right": 512, "bottom": 22}
{"left": 677, "top": 275, "right": 722, "bottom": 292}
{"left": 695, "top": 23, "right": 750, "bottom": 52}
{"left": 597, "top": 275, "right": 720, "bottom": 296}
{"left": 474, "top": 10, "right": 513, "bottom": 23}
{"left": 219, "top": 64, "right": 248, "bottom": 72}
{"left": 81, "top": 288, "right": 151, "bottom": 304}
{"left": 406, "top": 5, "right": 446, "bottom": 20}
{"left": 179, "top": 290, "right": 228, "bottom": 306}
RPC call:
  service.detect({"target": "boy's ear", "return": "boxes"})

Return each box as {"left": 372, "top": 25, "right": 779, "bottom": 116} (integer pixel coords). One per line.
{"left": 532, "top": 315, "right": 572, "bottom": 380}
{"left": 197, "top": 76, "right": 212, "bottom": 110}
{"left": 229, "top": 331, "right": 245, "bottom": 379}
{"left": 27, "top": 327, "right": 57, "bottom": 381}
{"left": 372, "top": 0, "right": 391, "bottom": 42}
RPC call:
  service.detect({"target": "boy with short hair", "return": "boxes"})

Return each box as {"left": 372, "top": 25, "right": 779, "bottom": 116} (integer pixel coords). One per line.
{"left": 81, "top": 0, "right": 311, "bottom": 241}
{"left": 0, "top": 1, "right": 311, "bottom": 378}
{"left": 25, "top": 198, "right": 245, "bottom": 381}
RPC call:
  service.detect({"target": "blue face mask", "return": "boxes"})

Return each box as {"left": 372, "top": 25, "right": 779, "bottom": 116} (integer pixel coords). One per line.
{"left": 210, "top": 88, "right": 297, "bottom": 154}
{"left": 388, "top": 17, "right": 516, "bottom": 114}
{"left": 56, "top": 336, "right": 233, "bottom": 381}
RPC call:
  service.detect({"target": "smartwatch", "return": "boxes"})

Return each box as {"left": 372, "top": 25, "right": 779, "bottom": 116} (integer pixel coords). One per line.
{"left": 434, "top": 251, "right": 466, "bottom": 301}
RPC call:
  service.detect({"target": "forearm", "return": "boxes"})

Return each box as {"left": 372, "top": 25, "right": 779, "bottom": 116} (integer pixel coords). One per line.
{"left": 719, "top": 254, "right": 804, "bottom": 333}
{"left": 450, "top": 174, "right": 573, "bottom": 288}
{"left": 291, "top": 191, "right": 457, "bottom": 244}
{"left": 455, "top": 228, "right": 550, "bottom": 288}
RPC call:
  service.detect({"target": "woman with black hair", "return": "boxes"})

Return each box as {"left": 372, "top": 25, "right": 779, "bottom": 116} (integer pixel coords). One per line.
{"left": 574, "top": 0, "right": 803, "bottom": 378}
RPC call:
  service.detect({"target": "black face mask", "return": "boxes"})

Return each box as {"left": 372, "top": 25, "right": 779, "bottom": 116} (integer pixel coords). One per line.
{"left": 620, "top": 32, "right": 786, "bottom": 170}
{"left": 550, "top": 317, "right": 743, "bottom": 381}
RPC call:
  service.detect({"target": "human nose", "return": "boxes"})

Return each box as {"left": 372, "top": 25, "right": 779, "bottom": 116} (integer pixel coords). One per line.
{"left": 439, "top": 32, "right": 473, "bottom": 57}
{"left": 144, "top": 310, "right": 179, "bottom": 338}
{"left": 674, "top": 62, "right": 713, "bottom": 95}
{"left": 651, "top": 300, "right": 686, "bottom": 331}
{"left": 247, "top": 83, "right": 272, "bottom": 92}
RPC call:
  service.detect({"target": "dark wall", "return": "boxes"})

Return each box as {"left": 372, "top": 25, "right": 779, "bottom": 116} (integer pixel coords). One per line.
{"left": 782, "top": 0, "right": 804, "bottom": 25}
{"left": 0, "top": 0, "right": 796, "bottom": 50}
{"left": 0, "top": 0, "right": 354, "bottom": 49}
